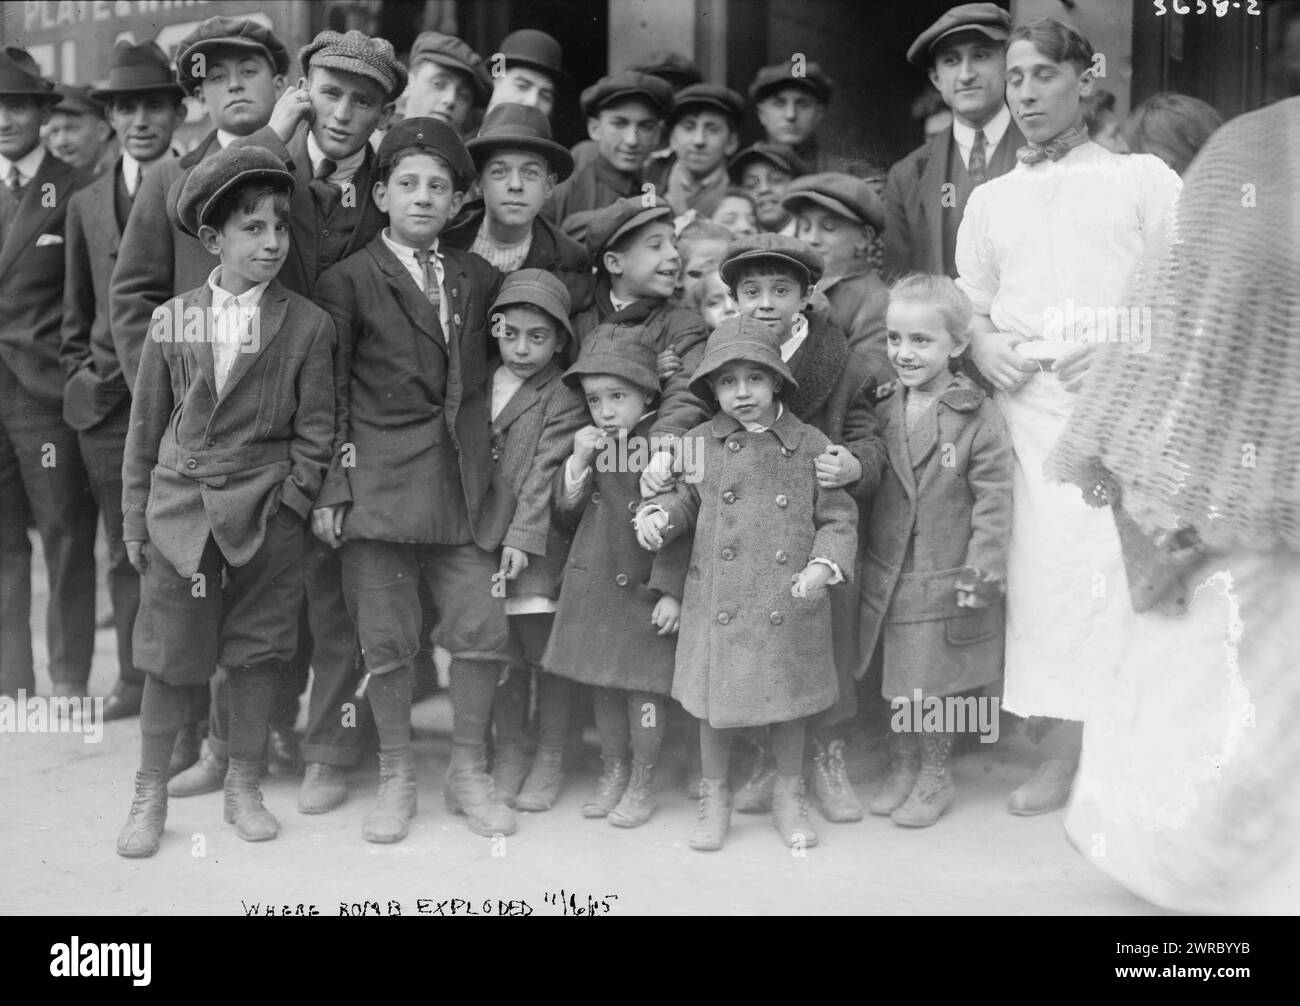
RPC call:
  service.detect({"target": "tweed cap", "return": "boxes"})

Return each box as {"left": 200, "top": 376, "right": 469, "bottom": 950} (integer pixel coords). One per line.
{"left": 176, "top": 144, "right": 295, "bottom": 237}
{"left": 300, "top": 30, "right": 407, "bottom": 101}
{"left": 689, "top": 313, "right": 798, "bottom": 401}
{"left": 90, "top": 41, "right": 185, "bottom": 102}
{"left": 467, "top": 101, "right": 573, "bottom": 179}
{"left": 726, "top": 141, "right": 810, "bottom": 183}
{"left": 748, "top": 60, "right": 834, "bottom": 105}
{"left": 377, "top": 116, "right": 474, "bottom": 185}
{"left": 408, "top": 31, "right": 491, "bottom": 103}
{"left": 580, "top": 72, "right": 674, "bottom": 119}
{"left": 492, "top": 268, "right": 574, "bottom": 340}
{"left": 672, "top": 83, "right": 745, "bottom": 126}
{"left": 907, "top": 3, "right": 1013, "bottom": 68}
{"left": 584, "top": 195, "right": 674, "bottom": 257}
{"left": 780, "top": 172, "right": 886, "bottom": 231}
{"left": 176, "top": 16, "right": 290, "bottom": 92}
{"left": 718, "top": 232, "right": 824, "bottom": 290}
{"left": 0, "top": 46, "right": 57, "bottom": 100}
{"left": 563, "top": 323, "right": 659, "bottom": 393}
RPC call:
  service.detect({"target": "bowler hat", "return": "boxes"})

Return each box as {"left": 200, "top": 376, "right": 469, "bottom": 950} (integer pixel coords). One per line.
{"left": 409, "top": 31, "right": 491, "bottom": 103}
{"left": 563, "top": 323, "right": 659, "bottom": 394}
{"left": 176, "top": 144, "right": 295, "bottom": 237}
{"left": 466, "top": 101, "right": 573, "bottom": 180}
{"left": 781, "top": 172, "right": 885, "bottom": 231}
{"left": 907, "top": 3, "right": 1013, "bottom": 68}
{"left": 584, "top": 195, "right": 674, "bottom": 257}
{"left": 377, "top": 116, "right": 474, "bottom": 186}
{"left": 300, "top": 30, "right": 408, "bottom": 101}
{"left": 494, "top": 29, "right": 565, "bottom": 82}
{"left": 726, "top": 141, "right": 810, "bottom": 183}
{"left": 580, "top": 72, "right": 674, "bottom": 119}
{"left": 51, "top": 84, "right": 106, "bottom": 117}
{"left": 748, "top": 60, "right": 834, "bottom": 106}
{"left": 718, "top": 232, "right": 824, "bottom": 290}
{"left": 689, "top": 314, "right": 798, "bottom": 401}
{"left": 90, "top": 41, "right": 186, "bottom": 103}
{"left": 176, "top": 16, "right": 290, "bottom": 92}
{"left": 492, "top": 268, "right": 574, "bottom": 341}
{"left": 0, "top": 47, "right": 57, "bottom": 101}
{"left": 672, "top": 83, "right": 744, "bottom": 126}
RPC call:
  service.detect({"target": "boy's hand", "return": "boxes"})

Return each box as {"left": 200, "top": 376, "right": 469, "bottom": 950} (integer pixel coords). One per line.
{"left": 656, "top": 346, "right": 682, "bottom": 381}
{"left": 639, "top": 449, "right": 676, "bottom": 498}
{"left": 815, "top": 444, "right": 862, "bottom": 489}
{"left": 972, "top": 329, "right": 1036, "bottom": 393}
{"left": 635, "top": 508, "right": 670, "bottom": 551}
{"left": 1053, "top": 343, "right": 1096, "bottom": 393}
{"left": 791, "top": 562, "right": 831, "bottom": 597}
{"left": 651, "top": 595, "right": 682, "bottom": 635}
{"left": 126, "top": 540, "right": 149, "bottom": 575}
{"left": 311, "top": 504, "right": 348, "bottom": 548}
{"left": 499, "top": 546, "right": 529, "bottom": 581}
{"left": 269, "top": 80, "right": 314, "bottom": 143}
{"left": 573, "top": 425, "right": 605, "bottom": 469}
{"left": 956, "top": 588, "right": 990, "bottom": 609}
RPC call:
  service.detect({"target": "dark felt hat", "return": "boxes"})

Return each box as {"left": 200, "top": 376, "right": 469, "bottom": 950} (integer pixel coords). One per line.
{"left": 377, "top": 115, "right": 475, "bottom": 186}
{"left": 906, "top": 3, "right": 1014, "bottom": 68}
{"left": 176, "top": 16, "right": 290, "bottom": 92}
{"left": 781, "top": 171, "right": 886, "bottom": 231}
{"left": 672, "top": 83, "right": 745, "bottom": 126}
{"left": 748, "top": 60, "right": 834, "bottom": 105}
{"left": 51, "top": 84, "right": 106, "bottom": 117}
{"left": 718, "top": 232, "right": 824, "bottom": 290}
{"left": 491, "top": 268, "right": 574, "bottom": 340}
{"left": 689, "top": 313, "right": 798, "bottom": 401}
{"left": 580, "top": 72, "right": 674, "bottom": 119}
{"left": 409, "top": 31, "right": 491, "bottom": 103}
{"left": 631, "top": 50, "right": 702, "bottom": 92}
{"left": 176, "top": 144, "right": 295, "bottom": 237}
{"left": 300, "top": 30, "right": 408, "bottom": 101}
{"left": 0, "top": 47, "right": 57, "bottom": 101}
{"left": 726, "top": 141, "right": 810, "bottom": 183}
{"left": 494, "top": 29, "right": 565, "bottom": 82}
{"left": 563, "top": 322, "right": 659, "bottom": 393}
{"left": 584, "top": 194, "right": 674, "bottom": 257}
{"left": 466, "top": 101, "right": 573, "bottom": 180}
{"left": 89, "top": 41, "right": 185, "bottom": 103}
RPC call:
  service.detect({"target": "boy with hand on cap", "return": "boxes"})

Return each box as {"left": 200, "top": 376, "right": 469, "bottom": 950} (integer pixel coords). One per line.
{"left": 115, "top": 146, "right": 336, "bottom": 858}
{"left": 486, "top": 29, "right": 564, "bottom": 119}
{"left": 0, "top": 47, "right": 97, "bottom": 703}
{"left": 44, "top": 85, "right": 116, "bottom": 175}
{"left": 59, "top": 41, "right": 188, "bottom": 721}
{"left": 713, "top": 232, "right": 886, "bottom": 824}
{"left": 403, "top": 30, "right": 491, "bottom": 137}
{"left": 782, "top": 172, "right": 891, "bottom": 381}
{"left": 312, "top": 118, "right": 516, "bottom": 842}
{"left": 727, "top": 141, "right": 809, "bottom": 236}
{"left": 643, "top": 83, "right": 745, "bottom": 218}
{"left": 442, "top": 102, "right": 592, "bottom": 310}
{"left": 544, "top": 72, "right": 674, "bottom": 226}
{"left": 476, "top": 270, "right": 587, "bottom": 809}
{"left": 749, "top": 59, "right": 837, "bottom": 173}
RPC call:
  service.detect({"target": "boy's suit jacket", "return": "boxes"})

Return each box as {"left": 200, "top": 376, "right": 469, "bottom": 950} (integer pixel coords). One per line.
{"left": 0, "top": 150, "right": 94, "bottom": 407}
{"left": 121, "top": 278, "right": 336, "bottom": 579}
{"left": 881, "top": 118, "right": 1023, "bottom": 281}
{"left": 314, "top": 235, "right": 504, "bottom": 548}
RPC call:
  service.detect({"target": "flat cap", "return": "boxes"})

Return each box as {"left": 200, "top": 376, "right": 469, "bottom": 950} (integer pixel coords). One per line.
{"left": 176, "top": 144, "right": 295, "bottom": 237}
{"left": 726, "top": 141, "right": 810, "bottom": 183}
{"left": 0, "top": 46, "right": 57, "bottom": 100}
{"left": 492, "top": 268, "right": 574, "bottom": 340}
{"left": 748, "top": 60, "right": 833, "bottom": 105}
{"left": 563, "top": 323, "right": 660, "bottom": 394}
{"left": 718, "top": 232, "right": 824, "bottom": 291}
{"left": 409, "top": 31, "right": 491, "bottom": 103}
{"left": 495, "top": 29, "right": 564, "bottom": 81}
{"left": 467, "top": 101, "right": 573, "bottom": 180}
{"left": 90, "top": 40, "right": 185, "bottom": 102}
{"left": 52, "top": 84, "right": 106, "bottom": 117}
{"left": 781, "top": 172, "right": 885, "bottom": 231}
{"left": 672, "top": 83, "right": 745, "bottom": 125}
{"left": 907, "top": 3, "right": 1013, "bottom": 68}
{"left": 689, "top": 313, "right": 797, "bottom": 401}
{"left": 631, "top": 50, "right": 702, "bottom": 91}
{"left": 176, "top": 15, "right": 290, "bottom": 92}
{"left": 377, "top": 115, "right": 475, "bottom": 185}
{"left": 300, "top": 30, "right": 408, "bottom": 101}
{"left": 585, "top": 194, "right": 674, "bottom": 257}
{"left": 580, "top": 72, "right": 674, "bottom": 119}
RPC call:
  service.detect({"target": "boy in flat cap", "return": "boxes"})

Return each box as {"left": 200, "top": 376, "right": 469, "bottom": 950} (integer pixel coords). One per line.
{"left": 115, "top": 146, "right": 336, "bottom": 858}
{"left": 404, "top": 30, "right": 491, "bottom": 138}
{"left": 544, "top": 73, "right": 674, "bottom": 227}
{"left": 643, "top": 83, "right": 744, "bottom": 218}
{"left": 883, "top": 2, "right": 1024, "bottom": 280}
{"left": 44, "top": 85, "right": 116, "bottom": 175}
{"left": 782, "top": 172, "right": 891, "bottom": 381}
{"left": 0, "top": 47, "right": 97, "bottom": 702}
{"left": 486, "top": 29, "right": 564, "bottom": 120}
{"left": 59, "top": 41, "right": 188, "bottom": 721}
{"left": 749, "top": 59, "right": 837, "bottom": 173}
{"left": 727, "top": 141, "right": 809, "bottom": 236}
{"left": 312, "top": 118, "right": 516, "bottom": 842}
{"left": 442, "top": 102, "right": 592, "bottom": 311}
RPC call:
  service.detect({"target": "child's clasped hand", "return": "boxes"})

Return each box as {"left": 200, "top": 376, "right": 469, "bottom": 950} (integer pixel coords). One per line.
{"left": 791, "top": 562, "right": 832, "bottom": 598}
{"left": 814, "top": 444, "right": 861, "bottom": 489}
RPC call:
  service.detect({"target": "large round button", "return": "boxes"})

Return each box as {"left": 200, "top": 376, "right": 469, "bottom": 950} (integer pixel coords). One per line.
{"left": 186, "top": 458, "right": 197, "bottom": 470}
{"left": 591, "top": 491, "right": 601, "bottom": 503}
{"left": 615, "top": 573, "right": 629, "bottom": 587}
{"left": 775, "top": 494, "right": 788, "bottom": 508}
{"left": 716, "top": 612, "right": 730, "bottom": 625}
{"left": 206, "top": 438, "right": 216, "bottom": 447}
{"left": 775, "top": 550, "right": 788, "bottom": 564}
{"left": 721, "top": 548, "right": 735, "bottom": 561}
{"left": 780, "top": 447, "right": 793, "bottom": 458}
{"left": 627, "top": 500, "right": 639, "bottom": 513}
{"left": 722, "top": 490, "right": 736, "bottom": 504}
{"left": 769, "top": 611, "right": 783, "bottom": 625}
{"left": 727, "top": 441, "right": 741, "bottom": 453}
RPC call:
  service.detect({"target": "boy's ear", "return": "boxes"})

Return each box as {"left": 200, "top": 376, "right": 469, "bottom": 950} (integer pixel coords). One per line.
{"left": 586, "top": 115, "right": 602, "bottom": 142}
{"left": 724, "top": 132, "right": 740, "bottom": 158}
{"left": 377, "top": 101, "right": 396, "bottom": 132}
{"left": 448, "top": 189, "right": 466, "bottom": 219}
{"left": 197, "top": 223, "right": 222, "bottom": 256}
{"left": 602, "top": 249, "right": 624, "bottom": 276}
{"left": 542, "top": 173, "right": 556, "bottom": 200}
{"left": 853, "top": 224, "right": 874, "bottom": 259}
{"left": 272, "top": 74, "right": 287, "bottom": 99}
{"left": 372, "top": 179, "right": 389, "bottom": 214}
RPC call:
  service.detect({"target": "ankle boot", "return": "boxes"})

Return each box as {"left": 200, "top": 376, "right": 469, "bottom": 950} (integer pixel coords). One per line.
{"left": 1007, "top": 757, "right": 1077, "bottom": 816}
{"left": 515, "top": 746, "right": 565, "bottom": 812}
{"left": 733, "top": 737, "right": 776, "bottom": 814}
{"left": 298, "top": 762, "right": 348, "bottom": 814}
{"left": 362, "top": 750, "right": 418, "bottom": 843}
{"left": 445, "top": 744, "right": 517, "bottom": 836}
{"left": 168, "top": 742, "right": 227, "bottom": 797}
{"left": 116, "top": 768, "right": 168, "bottom": 858}
{"left": 167, "top": 723, "right": 201, "bottom": 779}
{"left": 688, "top": 776, "right": 731, "bottom": 851}
{"left": 581, "top": 756, "right": 630, "bottom": 818}
{"left": 868, "top": 731, "right": 920, "bottom": 816}
{"left": 811, "top": 738, "right": 864, "bottom": 823}
{"left": 491, "top": 741, "right": 530, "bottom": 808}
{"left": 608, "top": 761, "right": 656, "bottom": 828}
{"left": 892, "top": 732, "right": 955, "bottom": 828}
{"left": 772, "top": 772, "right": 819, "bottom": 848}
{"left": 223, "top": 759, "right": 279, "bottom": 841}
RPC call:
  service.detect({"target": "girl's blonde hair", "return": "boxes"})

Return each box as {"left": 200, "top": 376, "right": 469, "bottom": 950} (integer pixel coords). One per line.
{"left": 888, "top": 273, "right": 973, "bottom": 341}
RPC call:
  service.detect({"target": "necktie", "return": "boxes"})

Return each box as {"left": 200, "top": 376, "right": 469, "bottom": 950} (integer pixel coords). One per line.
{"left": 414, "top": 248, "right": 442, "bottom": 310}
{"left": 968, "top": 129, "right": 987, "bottom": 185}
{"left": 7, "top": 164, "right": 23, "bottom": 197}
{"left": 1017, "top": 124, "right": 1090, "bottom": 165}
{"left": 310, "top": 157, "right": 340, "bottom": 217}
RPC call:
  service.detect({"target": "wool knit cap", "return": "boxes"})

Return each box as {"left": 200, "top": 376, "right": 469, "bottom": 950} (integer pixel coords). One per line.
{"left": 491, "top": 268, "right": 574, "bottom": 341}
{"left": 176, "top": 144, "right": 294, "bottom": 237}
{"left": 563, "top": 323, "right": 659, "bottom": 394}
{"left": 689, "top": 313, "right": 798, "bottom": 401}
{"left": 300, "top": 30, "right": 408, "bottom": 101}
{"left": 176, "top": 16, "right": 290, "bottom": 92}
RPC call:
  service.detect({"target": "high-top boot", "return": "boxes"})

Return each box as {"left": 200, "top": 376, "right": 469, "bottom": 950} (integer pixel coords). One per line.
{"left": 116, "top": 769, "right": 168, "bottom": 858}
{"left": 1007, "top": 757, "right": 1077, "bottom": 816}
{"left": 733, "top": 736, "right": 776, "bottom": 814}
{"left": 868, "top": 730, "right": 920, "bottom": 816}
{"left": 167, "top": 724, "right": 201, "bottom": 780}
{"left": 811, "top": 738, "right": 864, "bottom": 823}
{"left": 298, "top": 762, "right": 348, "bottom": 814}
{"left": 688, "top": 776, "right": 731, "bottom": 851}
{"left": 491, "top": 741, "right": 530, "bottom": 809}
{"left": 168, "top": 741, "right": 227, "bottom": 797}
{"left": 515, "top": 746, "right": 565, "bottom": 812}
{"left": 608, "top": 760, "right": 656, "bottom": 828}
{"left": 223, "top": 759, "right": 279, "bottom": 842}
{"left": 580, "top": 756, "right": 630, "bottom": 818}
{"left": 445, "top": 744, "right": 517, "bottom": 836}
{"left": 772, "top": 772, "right": 819, "bottom": 848}
{"left": 362, "top": 750, "right": 418, "bottom": 843}
{"left": 892, "top": 732, "right": 955, "bottom": 828}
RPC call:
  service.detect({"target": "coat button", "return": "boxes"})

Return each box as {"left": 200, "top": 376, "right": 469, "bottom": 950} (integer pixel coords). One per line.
{"left": 591, "top": 491, "right": 601, "bottom": 503}
{"left": 627, "top": 500, "right": 639, "bottom": 513}
{"left": 721, "top": 548, "right": 735, "bottom": 561}
{"left": 780, "top": 447, "right": 792, "bottom": 458}
{"left": 716, "top": 612, "right": 730, "bottom": 625}
{"left": 775, "top": 494, "right": 788, "bottom": 508}
{"left": 769, "top": 611, "right": 783, "bottom": 625}
{"left": 727, "top": 441, "right": 741, "bottom": 453}
{"left": 206, "top": 438, "right": 216, "bottom": 447}
{"left": 775, "top": 550, "right": 787, "bottom": 564}
{"left": 186, "top": 458, "right": 197, "bottom": 470}
{"left": 722, "top": 490, "right": 736, "bottom": 503}
{"left": 454, "top": 313, "right": 462, "bottom": 326}
{"left": 615, "top": 573, "right": 629, "bottom": 587}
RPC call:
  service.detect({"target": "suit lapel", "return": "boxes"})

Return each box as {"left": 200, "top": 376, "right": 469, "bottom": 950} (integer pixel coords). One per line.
{"left": 0, "top": 152, "right": 72, "bottom": 281}
{"left": 182, "top": 283, "right": 218, "bottom": 397}
{"left": 285, "top": 130, "right": 318, "bottom": 284}
{"left": 218, "top": 279, "right": 287, "bottom": 400}
{"left": 882, "top": 393, "right": 917, "bottom": 499}
{"left": 87, "top": 166, "right": 123, "bottom": 252}
{"left": 371, "top": 237, "right": 447, "bottom": 352}
{"left": 493, "top": 365, "right": 551, "bottom": 433}
{"left": 919, "top": 131, "right": 951, "bottom": 276}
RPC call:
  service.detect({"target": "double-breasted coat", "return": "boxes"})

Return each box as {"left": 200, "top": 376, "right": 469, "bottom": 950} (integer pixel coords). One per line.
{"left": 654, "top": 408, "right": 859, "bottom": 728}
{"left": 857, "top": 375, "right": 1013, "bottom": 699}
{"left": 543, "top": 412, "right": 689, "bottom": 694}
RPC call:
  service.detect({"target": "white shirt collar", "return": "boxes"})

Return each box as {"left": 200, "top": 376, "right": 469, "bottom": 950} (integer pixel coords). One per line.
{"left": 306, "top": 131, "right": 365, "bottom": 187}
{"left": 216, "top": 129, "right": 239, "bottom": 149}
{"left": 382, "top": 228, "right": 441, "bottom": 268}
{"left": 207, "top": 266, "right": 270, "bottom": 311}
{"left": 121, "top": 151, "right": 143, "bottom": 195}
{"left": 609, "top": 290, "right": 635, "bottom": 313}
{"left": 0, "top": 145, "right": 48, "bottom": 187}
{"left": 740, "top": 402, "right": 783, "bottom": 433}
{"left": 952, "top": 103, "right": 1012, "bottom": 159}
{"left": 779, "top": 313, "right": 809, "bottom": 361}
